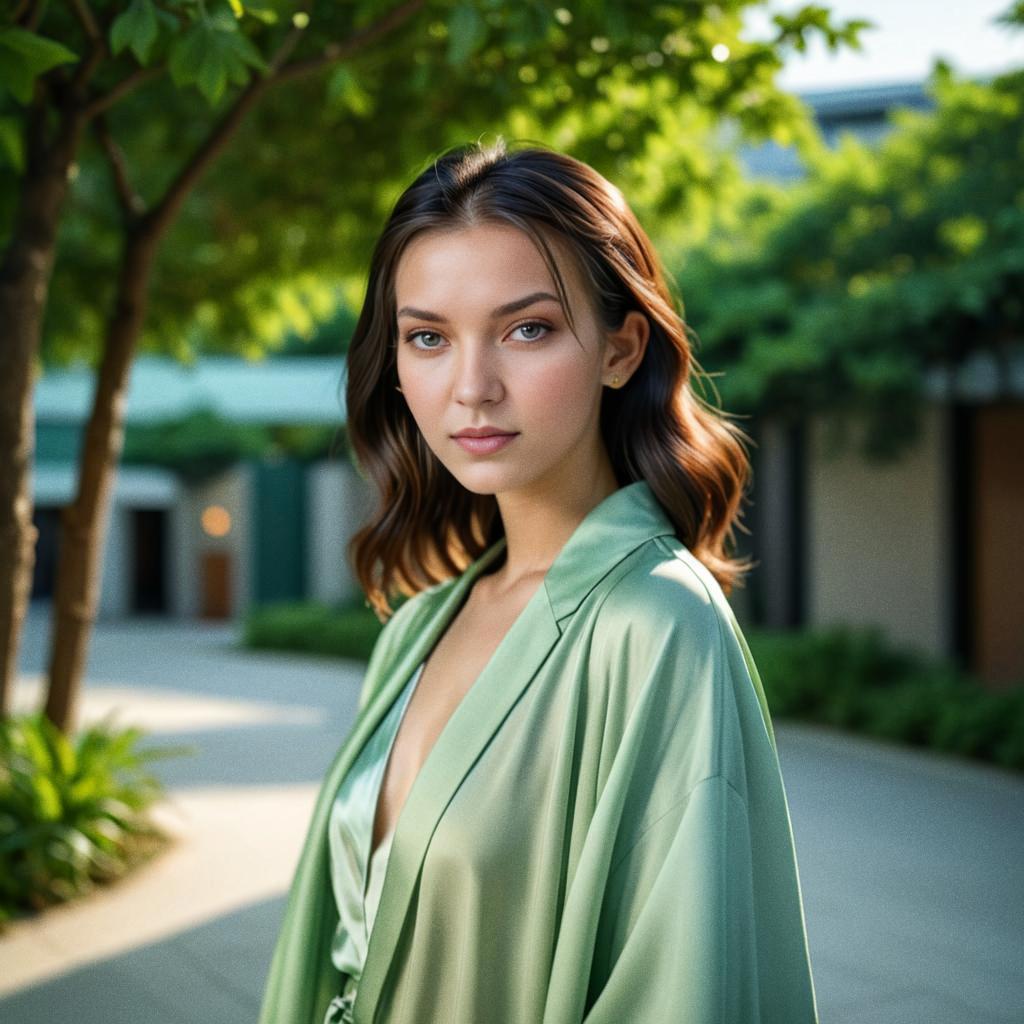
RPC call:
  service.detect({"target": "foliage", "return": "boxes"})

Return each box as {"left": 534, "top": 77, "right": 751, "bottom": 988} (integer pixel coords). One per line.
{"left": 747, "top": 626, "right": 1024, "bottom": 770}
{"left": 275, "top": 301, "right": 359, "bottom": 356}
{"left": 0, "top": 1, "right": 867, "bottom": 367}
{"left": 121, "top": 407, "right": 346, "bottom": 480}
{"left": 680, "top": 62, "right": 1024, "bottom": 457}
{"left": 0, "top": 711, "right": 192, "bottom": 924}
{"left": 243, "top": 596, "right": 386, "bottom": 661}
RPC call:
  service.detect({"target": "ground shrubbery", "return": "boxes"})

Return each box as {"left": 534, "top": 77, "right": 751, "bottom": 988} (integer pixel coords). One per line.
{"left": 0, "top": 712, "right": 190, "bottom": 927}
{"left": 243, "top": 597, "right": 384, "bottom": 661}
{"left": 244, "top": 600, "right": 1024, "bottom": 772}
{"left": 745, "top": 627, "right": 1024, "bottom": 771}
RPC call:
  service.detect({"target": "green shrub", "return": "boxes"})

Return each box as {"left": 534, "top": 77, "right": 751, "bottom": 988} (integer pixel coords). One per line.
{"left": 243, "top": 598, "right": 384, "bottom": 661}
{"left": 748, "top": 627, "right": 1024, "bottom": 772}
{"left": 0, "top": 712, "right": 192, "bottom": 926}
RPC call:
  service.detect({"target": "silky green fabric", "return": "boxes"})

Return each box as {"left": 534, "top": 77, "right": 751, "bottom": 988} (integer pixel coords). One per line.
{"left": 258, "top": 480, "right": 819, "bottom": 1024}
{"left": 322, "top": 661, "right": 426, "bottom": 1023}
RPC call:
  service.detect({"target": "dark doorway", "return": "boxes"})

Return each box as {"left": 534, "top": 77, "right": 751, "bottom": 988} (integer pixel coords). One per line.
{"left": 31, "top": 507, "right": 62, "bottom": 598}
{"left": 132, "top": 507, "right": 167, "bottom": 613}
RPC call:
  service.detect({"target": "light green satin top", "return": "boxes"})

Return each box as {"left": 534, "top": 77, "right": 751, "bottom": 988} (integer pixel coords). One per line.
{"left": 322, "top": 660, "right": 426, "bottom": 1024}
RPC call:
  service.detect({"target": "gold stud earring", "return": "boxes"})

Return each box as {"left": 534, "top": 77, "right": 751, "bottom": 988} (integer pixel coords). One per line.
{"left": 610, "top": 374, "right": 620, "bottom": 387}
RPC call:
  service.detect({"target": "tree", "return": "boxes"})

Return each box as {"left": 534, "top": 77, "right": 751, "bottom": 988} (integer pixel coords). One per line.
{"left": 680, "top": 59, "right": 1024, "bottom": 457}
{"left": 0, "top": 0, "right": 864, "bottom": 731}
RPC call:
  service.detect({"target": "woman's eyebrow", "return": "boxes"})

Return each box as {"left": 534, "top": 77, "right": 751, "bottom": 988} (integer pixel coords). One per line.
{"left": 396, "top": 291, "right": 562, "bottom": 322}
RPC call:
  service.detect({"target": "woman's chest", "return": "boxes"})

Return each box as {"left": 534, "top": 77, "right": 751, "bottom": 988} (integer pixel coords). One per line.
{"left": 372, "top": 581, "right": 538, "bottom": 848}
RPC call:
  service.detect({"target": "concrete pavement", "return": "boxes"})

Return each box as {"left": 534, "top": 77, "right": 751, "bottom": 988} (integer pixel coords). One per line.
{"left": 1, "top": 603, "right": 1022, "bottom": 1023}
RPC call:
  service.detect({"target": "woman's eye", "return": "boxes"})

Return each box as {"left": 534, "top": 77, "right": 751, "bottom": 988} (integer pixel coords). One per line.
{"left": 406, "top": 330, "right": 444, "bottom": 349}
{"left": 512, "top": 321, "right": 550, "bottom": 342}
{"left": 404, "top": 321, "right": 550, "bottom": 350}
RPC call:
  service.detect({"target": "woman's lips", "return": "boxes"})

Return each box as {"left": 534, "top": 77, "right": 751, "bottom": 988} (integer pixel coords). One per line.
{"left": 453, "top": 433, "right": 519, "bottom": 455}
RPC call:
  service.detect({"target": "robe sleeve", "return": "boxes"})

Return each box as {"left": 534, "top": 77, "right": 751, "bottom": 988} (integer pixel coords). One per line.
{"left": 576, "top": 560, "right": 818, "bottom": 1024}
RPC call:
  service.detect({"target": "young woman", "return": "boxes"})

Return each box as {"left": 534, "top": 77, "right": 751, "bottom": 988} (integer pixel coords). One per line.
{"left": 258, "top": 139, "right": 818, "bottom": 1024}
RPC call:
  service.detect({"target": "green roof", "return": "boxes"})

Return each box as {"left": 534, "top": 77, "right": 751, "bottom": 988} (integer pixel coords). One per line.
{"left": 35, "top": 355, "right": 348, "bottom": 425}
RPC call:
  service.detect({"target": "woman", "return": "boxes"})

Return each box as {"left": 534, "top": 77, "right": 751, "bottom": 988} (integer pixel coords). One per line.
{"left": 258, "top": 139, "right": 818, "bottom": 1024}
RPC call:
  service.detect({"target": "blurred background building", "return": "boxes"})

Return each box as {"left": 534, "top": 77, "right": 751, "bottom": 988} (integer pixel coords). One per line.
{"left": 31, "top": 355, "right": 372, "bottom": 623}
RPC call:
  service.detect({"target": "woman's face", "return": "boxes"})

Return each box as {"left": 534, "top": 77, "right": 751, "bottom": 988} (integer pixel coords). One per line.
{"left": 393, "top": 222, "right": 618, "bottom": 499}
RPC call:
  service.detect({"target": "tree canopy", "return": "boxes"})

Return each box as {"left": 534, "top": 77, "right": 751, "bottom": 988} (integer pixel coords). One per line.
{"left": 1, "top": 1, "right": 866, "bottom": 365}
{"left": 680, "top": 61, "right": 1024, "bottom": 457}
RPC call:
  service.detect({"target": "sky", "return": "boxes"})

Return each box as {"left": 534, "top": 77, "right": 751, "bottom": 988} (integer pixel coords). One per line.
{"left": 744, "top": 0, "right": 1024, "bottom": 92}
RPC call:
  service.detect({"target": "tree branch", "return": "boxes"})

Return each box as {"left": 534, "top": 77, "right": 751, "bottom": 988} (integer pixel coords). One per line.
{"left": 82, "top": 65, "right": 167, "bottom": 121}
{"left": 67, "top": 0, "right": 108, "bottom": 95}
{"left": 92, "top": 113, "right": 147, "bottom": 219}
{"left": 15, "top": 0, "right": 45, "bottom": 31}
{"left": 142, "top": 0, "right": 426, "bottom": 241}
{"left": 273, "top": 0, "right": 426, "bottom": 85}
{"left": 68, "top": 0, "right": 101, "bottom": 40}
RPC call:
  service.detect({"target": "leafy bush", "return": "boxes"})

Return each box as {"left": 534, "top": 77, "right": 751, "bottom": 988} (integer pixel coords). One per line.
{"left": 243, "top": 598, "right": 384, "bottom": 662}
{"left": 0, "top": 712, "right": 192, "bottom": 926}
{"left": 748, "top": 627, "right": 1024, "bottom": 771}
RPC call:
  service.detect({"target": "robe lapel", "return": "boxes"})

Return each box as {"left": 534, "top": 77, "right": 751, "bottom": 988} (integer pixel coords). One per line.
{"left": 355, "top": 540, "right": 560, "bottom": 1021}
{"left": 354, "top": 480, "right": 678, "bottom": 1022}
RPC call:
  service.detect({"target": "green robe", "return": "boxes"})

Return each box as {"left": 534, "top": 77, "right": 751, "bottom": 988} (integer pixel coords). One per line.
{"left": 257, "top": 480, "right": 819, "bottom": 1023}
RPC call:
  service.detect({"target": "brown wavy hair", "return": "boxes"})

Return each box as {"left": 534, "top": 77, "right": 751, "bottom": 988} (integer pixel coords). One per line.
{"left": 346, "top": 138, "right": 751, "bottom": 620}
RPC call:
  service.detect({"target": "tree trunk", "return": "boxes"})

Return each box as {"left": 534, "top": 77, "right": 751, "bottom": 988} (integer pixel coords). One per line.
{"left": 0, "top": 103, "right": 84, "bottom": 721}
{"left": 43, "top": 227, "right": 159, "bottom": 733}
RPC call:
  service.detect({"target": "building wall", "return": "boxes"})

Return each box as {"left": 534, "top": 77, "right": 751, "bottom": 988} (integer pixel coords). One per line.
{"left": 307, "top": 460, "right": 375, "bottom": 607}
{"left": 97, "top": 504, "right": 131, "bottom": 620}
{"left": 172, "top": 465, "right": 253, "bottom": 620}
{"left": 251, "top": 458, "right": 307, "bottom": 607}
{"left": 806, "top": 406, "right": 952, "bottom": 658}
{"left": 972, "top": 403, "right": 1024, "bottom": 686}
{"left": 746, "top": 418, "right": 805, "bottom": 629}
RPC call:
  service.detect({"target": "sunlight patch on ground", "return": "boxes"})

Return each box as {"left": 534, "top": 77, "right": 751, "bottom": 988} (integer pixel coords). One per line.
{"left": 12, "top": 675, "right": 325, "bottom": 733}
{"left": 0, "top": 784, "right": 318, "bottom": 996}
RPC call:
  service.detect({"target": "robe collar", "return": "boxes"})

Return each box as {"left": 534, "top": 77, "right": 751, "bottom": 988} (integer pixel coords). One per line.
{"left": 352, "top": 478, "right": 677, "bottom": 1021}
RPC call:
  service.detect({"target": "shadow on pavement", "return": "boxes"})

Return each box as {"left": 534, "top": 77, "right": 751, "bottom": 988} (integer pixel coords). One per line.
{"left": 0, "top": 895, "right": 286, "bottom": 1024}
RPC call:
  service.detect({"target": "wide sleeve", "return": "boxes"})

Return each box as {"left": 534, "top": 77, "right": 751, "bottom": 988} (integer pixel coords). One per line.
{"left": 573, "top": 559, "right": 818, "bottom": 1024}
{"left": 583, "top": 773, "right": 816, "bottom": 1024}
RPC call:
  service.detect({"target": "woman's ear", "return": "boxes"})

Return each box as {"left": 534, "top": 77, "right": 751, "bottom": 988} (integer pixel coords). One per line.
{"left": 603, "top": 311, "right": 649, "bottom": 386}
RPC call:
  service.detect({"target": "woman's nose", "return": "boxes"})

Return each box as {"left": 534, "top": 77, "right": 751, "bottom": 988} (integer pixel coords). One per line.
{"left": 452, "top": 342, "right": 502, "bottom": 405}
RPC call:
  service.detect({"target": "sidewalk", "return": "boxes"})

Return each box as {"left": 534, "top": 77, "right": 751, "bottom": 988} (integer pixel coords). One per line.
{"left": 2, "top": 607, "right": 1022, "bottom": 1023}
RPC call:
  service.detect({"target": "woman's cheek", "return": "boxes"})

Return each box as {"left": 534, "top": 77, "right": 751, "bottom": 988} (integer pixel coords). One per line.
{"left": 524, "top": 360, "right": 594, "bottom": 428}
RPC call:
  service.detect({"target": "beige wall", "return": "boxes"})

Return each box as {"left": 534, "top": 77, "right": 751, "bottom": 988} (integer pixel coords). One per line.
{"left": 171, "top": 464, "right": 252, "bottom": 621}
{"left": 306, "top": 459, "right": 375, "bottom": 607}
{"left": 806, "top": 406, "right": 952, "bottom": 658}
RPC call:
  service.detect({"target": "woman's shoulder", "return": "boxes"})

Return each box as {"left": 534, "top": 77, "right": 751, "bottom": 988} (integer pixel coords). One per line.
{"left": 590, "top": 533, "right": 731, "bottom": 651}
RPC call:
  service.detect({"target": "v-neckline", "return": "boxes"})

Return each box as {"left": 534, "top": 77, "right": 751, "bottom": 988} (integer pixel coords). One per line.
{"left": 361, "top": 552, "right": 510, "bottom": 887}
{"left": 361, "top": 660, "right": 425, "bottom": 911}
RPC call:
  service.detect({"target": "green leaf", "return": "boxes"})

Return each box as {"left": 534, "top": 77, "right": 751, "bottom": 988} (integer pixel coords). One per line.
{"left": 0, "top": 115, "right": 24, "bottom": 173}
{"left": 0, "top": 28, "right": 78, "bottom": 104}
{"left": 326, "top": 66, "right": 374, "bottom": 116}
{"left": 0, "top": 52, "right": 34, "bottom": 104}
{"left": 168, "top": 18, "right": 267, "bottom": 104}
{"left": 31, "top": 776, "right": 62, "bottom": 822}
{"left": 447, "top": 5, "right": 488, "bottom": 66}
{"left": 221, "top": 26, "right": 270, "bottom": 74}
{"left": 0, "top": 27, "right": 78, "bottom": 68}
{"left": 110, "top": 0, "right": 160, "bottom": 65}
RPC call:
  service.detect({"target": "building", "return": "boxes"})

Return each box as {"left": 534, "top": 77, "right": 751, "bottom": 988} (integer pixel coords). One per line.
{"left": 735, "top": 79, "right": 1023, "bottom": 688}
{"left": 32, "top": 355, "right": 373, "bottom": 621}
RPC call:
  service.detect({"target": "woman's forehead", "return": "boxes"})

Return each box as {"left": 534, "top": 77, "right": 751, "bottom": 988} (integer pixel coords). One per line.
{"left": 394, "top": 223, "right": 589, "bottom": 310}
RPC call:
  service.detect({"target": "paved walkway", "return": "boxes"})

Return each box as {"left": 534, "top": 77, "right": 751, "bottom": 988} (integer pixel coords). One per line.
{"left": 1, "top": 605, "right": 1022, "bottom": 1023}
